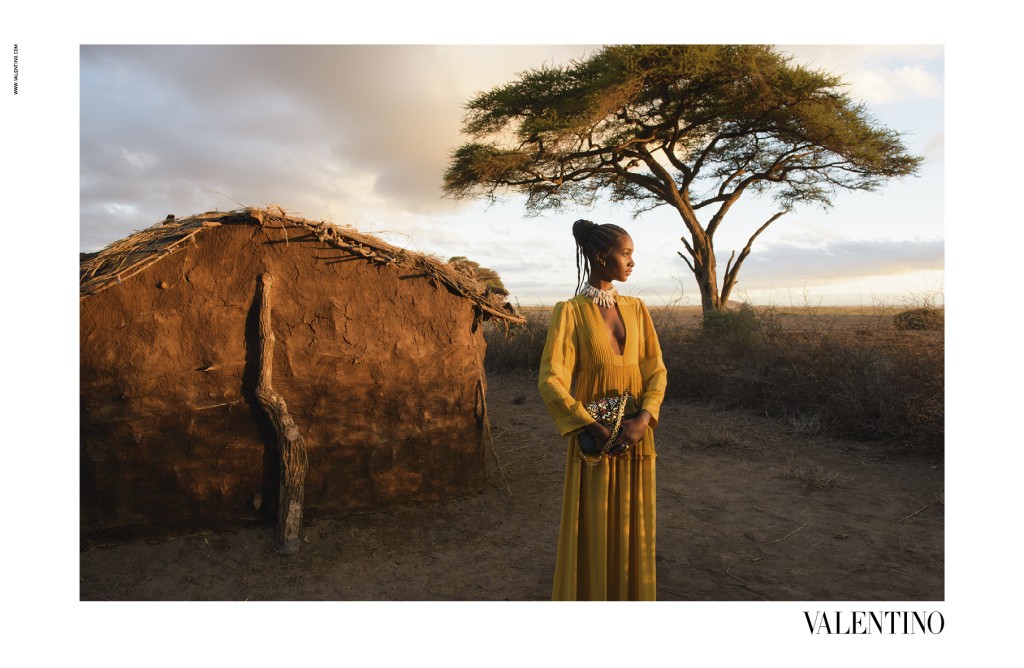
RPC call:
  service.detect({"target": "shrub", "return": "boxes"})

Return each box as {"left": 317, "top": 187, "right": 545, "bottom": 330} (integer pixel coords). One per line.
{"left": 485, "top": 302, "right": 944, "bottom": 452}
{"left": 894, "top": 307, "right": 944, "bottom": 331}
{"left": 665, "top": 320, "right": 943, "bottom": 451}
{"left": 484, "top": 307, "right": 550, "bottom": 374}
{"left": 699, "top": 303, "right": 764, "bottom": 354}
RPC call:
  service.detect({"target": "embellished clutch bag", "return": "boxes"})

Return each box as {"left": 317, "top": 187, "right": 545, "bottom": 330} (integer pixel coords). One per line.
{"left": 578, "top": 390, "right": 639, "bottom": 465}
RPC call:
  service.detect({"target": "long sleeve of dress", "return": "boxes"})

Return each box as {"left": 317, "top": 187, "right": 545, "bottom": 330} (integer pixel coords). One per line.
{"left": 636, "top": 300, "right": 668, "bottom": 428}
{"left": 538, "top": 301, "right": 596, "bottom": 437}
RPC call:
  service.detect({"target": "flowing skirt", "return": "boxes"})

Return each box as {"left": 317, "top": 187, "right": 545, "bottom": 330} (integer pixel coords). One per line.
{"left": 551, "top": 435, "right": 656, "bottom": 601}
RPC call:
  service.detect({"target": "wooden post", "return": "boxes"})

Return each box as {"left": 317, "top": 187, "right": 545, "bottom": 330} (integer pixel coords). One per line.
{"left": 254, "top": 272, "right": 309, "bottom": 556}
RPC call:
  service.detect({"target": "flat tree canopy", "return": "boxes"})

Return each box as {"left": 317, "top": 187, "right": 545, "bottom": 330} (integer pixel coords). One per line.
{"left": 444, "top": 45, "right": 922, "bottom": 312}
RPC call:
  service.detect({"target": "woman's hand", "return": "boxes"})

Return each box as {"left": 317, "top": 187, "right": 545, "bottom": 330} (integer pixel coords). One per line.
{"left": 609, "top": 410, "right": 652, "bottom": 454}
{"left": 584, "top": 420, "right": 612, "bottom": 446}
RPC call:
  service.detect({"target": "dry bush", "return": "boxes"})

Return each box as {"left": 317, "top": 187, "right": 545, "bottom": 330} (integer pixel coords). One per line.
{"left": 894, "top": 307, "right": 944, "bottom": 331}
{"left": 880, "top": 288, "right": 945, "bottom": 332}
{"left": 787, "top": 412, "right": 825, "bottom": 436}
{"left": 484, "top": 306, "right": 551, "bottom": 374}
{"left": 485, "top": 298, "right": 944, "bottom": 452}
{"left": 679, "top": 423, "right": 748, "bottom": 450}
{"left": 780, "top": 455, "right": 840, "bottom": 491}
{"left": 664, "top": 305, "right": 944, "bottom": 452}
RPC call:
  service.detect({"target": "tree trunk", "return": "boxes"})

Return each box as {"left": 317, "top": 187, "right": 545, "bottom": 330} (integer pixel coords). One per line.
{"left": 695, "top": 266, "right": 723, "bottom": 313}
{"left": 690, "top": 235, "right": 723, "bottom": 314}
{"left": 254, "top": 272, "right": 309, "bottom": 556}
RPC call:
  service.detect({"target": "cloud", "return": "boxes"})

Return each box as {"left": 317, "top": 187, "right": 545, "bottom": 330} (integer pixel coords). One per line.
{"left": 779, "top": 45, "right": 944, "bottom": 104}
{"left": 79, "top": 45, "right": 598, "bottom": 250}
{"left": 79, "top": 43, "right": 943, "bottom": 312}
{"left": 738, "top": 238, "right": 944, "bottom": 287}
{"left": 925, "top": 132, "right": 945, "bottom": 162}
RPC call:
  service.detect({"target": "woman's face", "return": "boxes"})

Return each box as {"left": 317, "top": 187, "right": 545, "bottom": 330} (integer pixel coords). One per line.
{"left": 594, "top": 234, "right": 634, "bottom": 283}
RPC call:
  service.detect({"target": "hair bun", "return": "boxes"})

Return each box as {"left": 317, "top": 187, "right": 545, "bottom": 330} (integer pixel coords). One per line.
{"left": 572, "top": 219, "right": 597, "bottom": 244}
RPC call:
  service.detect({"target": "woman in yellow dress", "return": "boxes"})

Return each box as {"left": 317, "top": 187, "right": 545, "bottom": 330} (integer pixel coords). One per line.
{"left": 538, "top": 219, "right": 667, "bottom": 601}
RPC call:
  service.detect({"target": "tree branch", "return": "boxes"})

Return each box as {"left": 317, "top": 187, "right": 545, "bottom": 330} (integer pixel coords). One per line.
{"left": 717, "top": 133, "right": 762, "bottom": 197}
{"left": 254, "top": 272, "right": 309, "bottom": 556}
{"left": 605, "top": 153, "right": 673, "bottom": 201}
{"left": 720, "top": 211, "right": 787, "bottom": 303}
{"left": 677, "top": 250, "right": 696, "bottom": 273}
{"left": 661, "top": 141, "right": 691, "bottom": 178}
{"left": 680, "top": 234, "right": 697, "bottom": 260}
{"left": 636, "top": 145, "right": 706, "bottom": 241}
{"left": 704, "top": 144, "right": 811, "bottom": 236}
{"left": 684, "top": 132, "right": 724, "bottom": 191}
{"left": 723, "top": 249, "right": 736, "bottom": 281}
{"left": 663, "top": 113, "right": 704, "bottom": 180}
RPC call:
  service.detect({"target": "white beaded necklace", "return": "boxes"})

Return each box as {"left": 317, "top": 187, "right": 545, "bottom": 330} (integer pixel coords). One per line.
{"left": 580, "top": 283, "right": 618, "bottom": 309}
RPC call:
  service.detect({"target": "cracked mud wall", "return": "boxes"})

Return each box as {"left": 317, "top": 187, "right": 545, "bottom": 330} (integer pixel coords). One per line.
{"left": 81, "top": 223, "right": 489, "bottom": 539}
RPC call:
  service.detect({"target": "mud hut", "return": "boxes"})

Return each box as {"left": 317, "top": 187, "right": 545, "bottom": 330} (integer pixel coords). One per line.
{"left": 80, "top": 207, "right": 523, "bottom": 544}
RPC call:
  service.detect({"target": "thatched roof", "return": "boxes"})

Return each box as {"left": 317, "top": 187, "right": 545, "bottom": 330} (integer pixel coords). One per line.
{"left": 80, "top": 206, "right": 525, "bottom": 324}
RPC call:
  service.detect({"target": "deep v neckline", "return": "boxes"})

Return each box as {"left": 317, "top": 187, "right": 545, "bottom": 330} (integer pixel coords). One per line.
{"left": 587, "top": 298, "right": 628, "bottom": 357}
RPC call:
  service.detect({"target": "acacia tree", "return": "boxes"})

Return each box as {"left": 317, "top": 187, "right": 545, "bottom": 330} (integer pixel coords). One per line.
{"left": 443, "top": 45, "right": 922, "bottom": 313}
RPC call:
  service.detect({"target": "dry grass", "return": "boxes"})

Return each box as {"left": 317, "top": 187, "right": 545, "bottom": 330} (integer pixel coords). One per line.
{"left": 894, "top": 307, "right": 944, "bottom": 331}
{"left": 780, "top": 454, "right": 840, "bottom": 491}
{"left": 486, "top": 298, "right": 944, "bottom": 452}
{"left": 786, "top": 412, "right": 825, "bottom": 436}
{"left": 678, "top": 423, "right": 749, "bottom": 450}
{"left": 665, "top": 304, "right": 943, "bottom": 451}
{"left": 484, "top": 304, "right": 551, "bottom": 374}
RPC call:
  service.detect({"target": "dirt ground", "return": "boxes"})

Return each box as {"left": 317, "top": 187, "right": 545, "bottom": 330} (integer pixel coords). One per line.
{"left": 79, "top": 371, "right": 944, "bottom": 601}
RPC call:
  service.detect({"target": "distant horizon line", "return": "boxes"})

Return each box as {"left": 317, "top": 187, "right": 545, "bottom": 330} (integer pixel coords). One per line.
{"left": 509, "top": 289, "right": 945, "bottom": 309}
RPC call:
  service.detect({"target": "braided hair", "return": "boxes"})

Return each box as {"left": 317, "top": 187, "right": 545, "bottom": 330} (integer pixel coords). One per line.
{"left": 572, "top": 219, "right": 630, "bottom": 295}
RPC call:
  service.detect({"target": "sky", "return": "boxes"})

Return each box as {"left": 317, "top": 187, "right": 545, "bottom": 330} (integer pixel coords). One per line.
{"left": 4, "top": 1, "right": 1021, "bottom": 665}
{"left": 79, "top": 44, "right": 944, "bottom": 307}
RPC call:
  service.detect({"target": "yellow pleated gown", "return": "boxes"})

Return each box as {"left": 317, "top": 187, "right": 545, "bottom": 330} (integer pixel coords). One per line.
{"left": 538, "top": 294, "right": 668, "bottom": 600}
